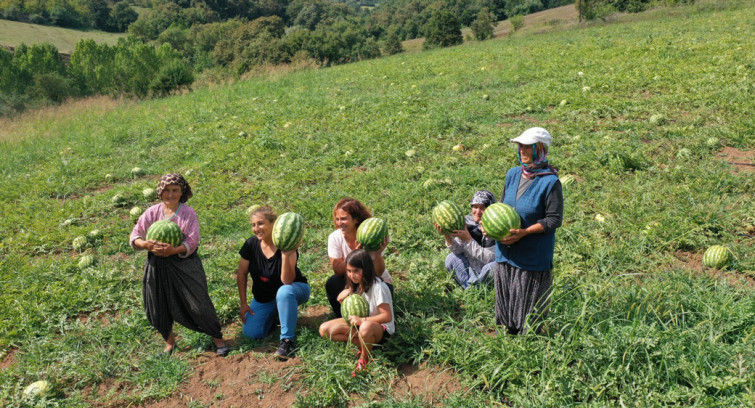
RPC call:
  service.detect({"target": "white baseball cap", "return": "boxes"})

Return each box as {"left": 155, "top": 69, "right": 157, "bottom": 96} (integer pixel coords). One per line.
{"left": 510, "top": 127, "right": 552, "bottom": 146}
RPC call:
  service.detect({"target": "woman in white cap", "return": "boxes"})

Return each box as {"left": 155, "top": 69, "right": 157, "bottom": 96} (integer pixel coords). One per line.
{"left": 488, "top": 127, "right": 563, "bottom": 335}
{"left": 435, "top": 190, "right": 498, "bottom": 289}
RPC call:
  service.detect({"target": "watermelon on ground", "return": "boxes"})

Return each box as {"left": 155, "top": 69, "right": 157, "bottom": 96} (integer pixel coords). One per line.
{"left": 481, "top": 203, "right": 521, "bottom": 241}
{"left": 78, "top": 255, "right": 95, "bottom": 269}
{"left": 342, "top": 294, "right": 369, "bottom": 324}
{"left": 272, "top": 212, "right": 304, "bottom": 252}
{"left": 702, "top": 245, "right": 731, "bottom": 269}
{"left": 145, "top": 220, "right": 183, "bottom": 247}
{"left": 72, "top": 236, "right": 88, "bottom": 252}
{"left": 432, "top": 200, "right": 465, "bottom": 234}
{"left": 23, "top": 380, "right": 54, "bottom": 397}
{"left": 357, "top": 217, "right": 388, "bottom": 251}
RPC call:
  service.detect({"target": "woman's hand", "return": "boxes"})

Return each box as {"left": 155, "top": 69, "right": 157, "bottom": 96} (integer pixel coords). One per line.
{"left": 337, "top": 288, "right": 353, "bottom": 303}
{"left": 377, "top": 234, "right": 390, "bottom": 253}
{"left": 239, "top": 304, "right": 253, "bottom": 323}
{"left": 451, "top": 228, "right": 472, "bottom": 242}
{"left": 433, "top": 222, "right": 449, "bottom": 236}
{"left": 151, "top": 242, "right": 172, "bottom": 257}
{"left": 480, "top": 225, "right": 488, "bottom": 237}
{"left": 501, "top": 229, "right": 528, "bottom": 245}
{"left": 348, "top": 316, "right": 364, "bottom": 326}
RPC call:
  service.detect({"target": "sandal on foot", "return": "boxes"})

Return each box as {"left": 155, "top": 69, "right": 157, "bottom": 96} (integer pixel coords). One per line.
{"left": 156, "top": 347, "right": 174, "bottom": 358}
{"left": 351, "top": 358, "right": 370, "bottom": 377}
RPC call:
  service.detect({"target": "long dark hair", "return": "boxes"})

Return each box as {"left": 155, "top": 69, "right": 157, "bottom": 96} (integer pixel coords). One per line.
{"left": 333, "top": 198, "right": 372, "bottom": 229}
{"left": 344, "top": 249, "right": 376, "bottom": 295}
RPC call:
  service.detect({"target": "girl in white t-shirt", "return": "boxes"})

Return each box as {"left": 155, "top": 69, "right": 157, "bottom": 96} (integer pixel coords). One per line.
{"left": 319, "top": 249, "right": 394, "bottom": 376}
{"left": 326, "top": 198, "right": 393, "bottom": 317}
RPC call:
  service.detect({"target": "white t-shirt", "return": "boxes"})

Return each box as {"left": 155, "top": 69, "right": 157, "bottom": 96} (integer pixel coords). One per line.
{"left": 328, "top": 229, "right": 394, "bottom": 284}
{"left": 361, "top": 279, "right": 395, "bottom": 334}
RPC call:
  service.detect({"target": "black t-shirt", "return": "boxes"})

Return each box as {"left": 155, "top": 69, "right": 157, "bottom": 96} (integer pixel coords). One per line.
{"left": 239, "top": 236, "right": 308, "bottom": 303}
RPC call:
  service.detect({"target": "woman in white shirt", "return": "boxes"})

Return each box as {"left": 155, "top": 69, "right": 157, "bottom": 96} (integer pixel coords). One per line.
{"left": 326, "top": 198, "right": 393, "bottom": 317}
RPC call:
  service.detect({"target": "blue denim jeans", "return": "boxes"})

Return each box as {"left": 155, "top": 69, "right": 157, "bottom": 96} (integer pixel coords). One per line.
{"left": 242, "top": 282, "right": 310, "bottom": 340}
{"left": 445, "top": 253, "right": 494, "bottom": 289}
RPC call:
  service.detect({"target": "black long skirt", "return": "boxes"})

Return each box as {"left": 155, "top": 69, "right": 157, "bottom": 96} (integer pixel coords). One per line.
{"left": 493, "top": 262, "right": 552, "bottom": 335}
{"left": 142, "top": 251, "right": 223, "bottom": 341}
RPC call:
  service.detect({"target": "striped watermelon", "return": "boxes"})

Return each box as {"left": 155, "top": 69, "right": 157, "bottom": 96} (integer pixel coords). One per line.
{"left": 432, "top": 200, "right": 465, "bottom": 234}
{"left": 78, "top": 255, "right": 95, "bottom": 269}
{"left": 481, "top": 203, "right": 520, "bottom": 241}
{"left": 146, "top": 220, "right": 183, "bottom": 247}
{"left": 702, "top": 245, "right": 731, "bottom": 269}
{"left": 72, "top": 236, "right": 88, "bottom": 252}
{"left": 342, "top": 294, "right": 369, "bottom": 324}
{"left": 272, "top": 212, "right": 304, "bottom": 252}
{"left": 357, "top": 217, "right": 388, "bottom": 251}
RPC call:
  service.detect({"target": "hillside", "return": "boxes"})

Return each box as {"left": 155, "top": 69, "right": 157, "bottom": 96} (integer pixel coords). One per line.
{"left": 0, "top": 19, "right": 125, "bottom": 54}
{"left": 1, "top": 1, "right": 753, "bottom": 406}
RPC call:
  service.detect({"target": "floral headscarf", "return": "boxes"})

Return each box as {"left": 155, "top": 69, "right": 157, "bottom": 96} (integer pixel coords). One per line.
{"left": 156, "top": 173, "right": 193, "bottom": 203}
{"left": 518, "top": 142, "right": 559, "bottom": 178}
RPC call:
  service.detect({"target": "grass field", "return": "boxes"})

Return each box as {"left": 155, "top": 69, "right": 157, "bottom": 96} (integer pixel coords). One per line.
{"left": 0, "top": 19, "right": 125, "bottom": 54}
{"left": 1, "top": 0, "right": 754, "bottom": 406}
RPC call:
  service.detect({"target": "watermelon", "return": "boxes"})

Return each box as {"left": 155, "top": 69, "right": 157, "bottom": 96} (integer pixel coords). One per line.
{"left": 112, "top": 194, "right": 126, "bottom": 207}
{"left": 702, "top": 245, "right": 731, "bottom": 269}
{"left": 357, "top": 217, "right": 388, "bottom": 251}
{"left": 146, "top": 220, "right": 183, "bottom": 247}
{"left": 131, "top": 167, "right": 145, "bottom": 177}
{"left": 432, "top": 200, "right": 465, "bottom": 234}
{"left": 130, "top": 206, "right": 143, "bottom": 219}
{"left": 23, "top": 380, "right": 54, "bottom": 398}
{"left": 272, "top": 212, "right": 304, "bottom": 252}
{"left": 88, "top": 229, "right": 103, "bottom": 240}
{"left": 481, "top": 203, "right": 520, "bottom": 241}
{"left": 72, "top": 236, "right": 88, "bottom": 252}
{"left": 142, "top": 188, "right": 155, "bottom": 199}
{"left": 559, "top": 174, "right": 576, "bottom": 187}
{"left": 78, "top": 255, "right": 95, "bottom": 269}
{"left": 341, "top": 294, "right": 369, "bottom": 324}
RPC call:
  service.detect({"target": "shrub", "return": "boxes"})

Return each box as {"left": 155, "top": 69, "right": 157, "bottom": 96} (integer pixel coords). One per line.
{"left": 471, "top": 7, "right": 495, "bottom": 40}
{"left": 510, "top": 15, "right": 525, "bottom": 31}
{"left": 423, "top": 10, "right": 463, "bottom": 50}
{"left": 148, "top": 60, "right": 194, "bottom": 96}
{"left": 32, "top": 72, "right": 73, "bottom": 103}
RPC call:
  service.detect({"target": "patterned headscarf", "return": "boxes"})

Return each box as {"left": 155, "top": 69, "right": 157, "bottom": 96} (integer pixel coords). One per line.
{"left": 156, "top": 173, "right": 193, "bottom": 203}
{"left": 518, "top": 142, "right": 559, "bottom": 178}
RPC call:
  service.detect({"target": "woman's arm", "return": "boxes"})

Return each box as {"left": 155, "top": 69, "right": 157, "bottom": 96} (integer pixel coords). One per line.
{"left": 350, "top": 303, "right": 392, "bottom": 326}
{"left": 236, "top": 258, "right": 253, "bottom": 322}
{"left": 329, "top": 257, "right": 347, "bottom": 276}
{"left": 280, "top": 250, "right": 298, "bottom": 285}
{"left": 462, "top": 237, "right": 495, "bottom": 264}
{"left": 501, "top": 183, "right": 562, "bottom": 245}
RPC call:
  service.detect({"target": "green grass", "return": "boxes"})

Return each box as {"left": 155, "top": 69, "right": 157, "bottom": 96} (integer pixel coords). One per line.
{"left": 1, "top": 0, "right": 754, "bottom": 406}
{"left": 0, "top": 19, "right": 125, "bottom": 54}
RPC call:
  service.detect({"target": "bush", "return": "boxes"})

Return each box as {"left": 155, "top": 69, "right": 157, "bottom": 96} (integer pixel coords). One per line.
{"left": 423, "top": 10, "right": 463, "bottom": 50}
{"left": 383, "top": 29, "right": 404, "bottom": 55}
{"left": 148, "top": 60, "right": 194, "bottom": 96}
{"left": 471, "top": 7, "right": 495, "bottom": 40}
{"left": 510, "top": 15, "right": 525, "bottom": 31}
{"left": 29, "top": 13, "right": 49, "bottom": 25}
{"left": 32, "top": 72, "right": 73, "bottom": 103}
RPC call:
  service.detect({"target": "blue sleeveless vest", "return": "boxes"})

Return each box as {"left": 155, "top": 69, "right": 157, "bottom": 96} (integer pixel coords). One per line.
{"left": 495, "top": 166, "right": 558, "bottom": 271}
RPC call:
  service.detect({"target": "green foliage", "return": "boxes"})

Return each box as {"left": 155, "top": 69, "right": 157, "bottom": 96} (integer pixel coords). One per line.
{"left": 109, "top": 1, "right": 139, "bottom": 32}
{"left": 470, "top": 7, "right": 495, "bottom": 41}
{"left": 509, "top": 14, "right": 525, "bottom": 32}
{"left": 383, "top": 28, "right": 404, "bottom": 55}
{"left": 149, "top": 59, "right": 194, "bottom": 96}
{"left": 423, "top": 9, "right": 462, "bottom": 50}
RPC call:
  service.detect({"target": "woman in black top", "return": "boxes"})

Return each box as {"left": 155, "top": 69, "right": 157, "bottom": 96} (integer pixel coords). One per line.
{"left": 236, "top": 206, "right": 310, "bottom": 360}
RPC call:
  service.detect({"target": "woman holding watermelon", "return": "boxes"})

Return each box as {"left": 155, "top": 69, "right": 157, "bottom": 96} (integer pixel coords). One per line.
{"left": 326, "top": 198, "right": 393, "bottom": 318}
{"left": 435, "top": 190, "right": 498, "bottom": 289}
{"left": 487, "top": 127, "right": 563, "bottom": 335}
{"left": 130, "top": 173, "right": 229, "bottom": 357}
{"left": 236, "top": 206, "right": 310, "bottom": 360}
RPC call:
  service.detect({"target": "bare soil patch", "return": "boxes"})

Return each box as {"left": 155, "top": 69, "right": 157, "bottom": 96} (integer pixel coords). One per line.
{"left": 392, "top": 363, "right": 464, "bottom": 404}
{"left": 0, "top": 348, "right": 17, "bottom": 370}
{"left": 719, "top": 146, "right": 754, "bottom": 174}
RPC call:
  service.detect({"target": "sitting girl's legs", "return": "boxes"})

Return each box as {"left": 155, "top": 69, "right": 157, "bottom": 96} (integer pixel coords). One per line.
{"left": 355, "top": 321, "right": 384, "bottom": 355}
{"left": 242, "top": 298, "right": 277, "bottom": 339}
{"left": 445, "top": 252, "right": 471, "bottom": 288}
{"left": 319, "top": 318, "right": 351, "bottom": 342}
{"left": 276, "top": 282, "right": 311, "bottom": 340}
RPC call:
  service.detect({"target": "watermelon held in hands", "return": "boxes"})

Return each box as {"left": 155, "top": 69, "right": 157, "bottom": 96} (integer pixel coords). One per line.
{"left": 432, "top": 200, "right": 465, "bottom": 234}
{"left": 341, "top": 294, "right": 369, "bottom": 324}
{"left": 702, "top": 245, "right": 731, "bottom": 269}
{"left": 481, "top": 203, "right": 521, "bottom": 241}
{"left": 272, "top": 212, "right": 304, "bottom": 252}
{"left": 357, "top": 217, "right": 388, "bottom": 252}
{"left": 146, "top": 220, "right": 183, "bottom": 247}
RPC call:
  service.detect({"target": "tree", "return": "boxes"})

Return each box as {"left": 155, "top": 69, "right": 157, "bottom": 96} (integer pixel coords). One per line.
{"left": 383, "top": 28, "right": 403, "bottom": 55}
{"left": 109, "top": 1, "right": 138, "bottom": 32}
{"left": 470, "top": 7, "right": 495, "bottom": 41}
{"left": 423, "top": 9, "right": 462, "bottom": 50}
